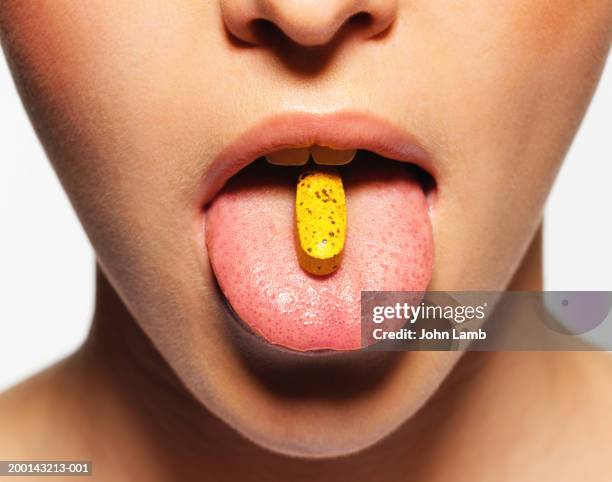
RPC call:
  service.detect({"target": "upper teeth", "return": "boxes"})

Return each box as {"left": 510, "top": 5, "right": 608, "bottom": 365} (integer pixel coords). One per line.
{"left": 265, "top": 147, "right": 357, "bottom": 166}
{"left": 311, "top": 146, "right": 356, "bottom": 165}
{"left": 265, "top": 147, "right": 310, "bottom": 166}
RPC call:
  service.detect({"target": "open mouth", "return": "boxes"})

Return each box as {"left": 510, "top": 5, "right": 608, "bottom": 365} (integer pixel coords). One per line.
{"left": 203, "top": 113, "right": 436, "bottom": 352}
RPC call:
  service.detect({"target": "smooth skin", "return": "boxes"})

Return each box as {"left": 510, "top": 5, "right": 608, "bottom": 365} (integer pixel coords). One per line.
{"left": 1, "top": 0, "right": 611, "bottom": 480}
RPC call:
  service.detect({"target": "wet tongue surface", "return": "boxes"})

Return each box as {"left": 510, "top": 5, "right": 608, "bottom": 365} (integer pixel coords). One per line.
{"left": 205, "top": 158, "right": 434, "bottom": 351}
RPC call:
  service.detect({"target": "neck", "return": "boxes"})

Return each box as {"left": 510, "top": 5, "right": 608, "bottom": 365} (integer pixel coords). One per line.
{"left": 76, "top": 226, "right": 554, "bottom": 481}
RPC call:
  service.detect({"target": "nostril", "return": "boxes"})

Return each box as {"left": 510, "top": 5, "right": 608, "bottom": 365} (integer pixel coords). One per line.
{"left": 221, "top": 0, "right": 398, "bottom": 48}
{"left": 249, "top": 12, "right": 377, "bottom": 48}
{"left": 347, "top": 12, "right": 374, "bottom": 31}
{"left": 249, "top": 18, "right": 286, "bottom": 45}
{"left": 249, "top": 17, "right": 341, "bottom": 48}
{"left": 347, "top": 11, "right": 394, "bottom": 40}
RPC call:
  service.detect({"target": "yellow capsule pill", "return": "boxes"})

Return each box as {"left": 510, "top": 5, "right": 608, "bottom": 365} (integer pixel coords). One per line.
{"left": 295, "top": 167, "right": 346, "bottom": 276}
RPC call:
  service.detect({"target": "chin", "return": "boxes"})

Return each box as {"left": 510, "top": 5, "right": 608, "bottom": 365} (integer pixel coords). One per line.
{"left": 175, "top": 326, "right": 463, "bottom": 458}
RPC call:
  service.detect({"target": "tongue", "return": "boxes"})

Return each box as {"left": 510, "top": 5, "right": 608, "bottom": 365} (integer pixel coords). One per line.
{"left": 205, "top": 159, "right": 434, "bottom": 351}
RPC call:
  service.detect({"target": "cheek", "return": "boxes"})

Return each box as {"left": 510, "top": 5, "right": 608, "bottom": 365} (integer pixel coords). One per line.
{"left": 1, "top": 1, "right": 220, "bottom": 201}
{"left": 1, "top": 3, "right": 229, "bottom": 352}
{"left": 1, "top": 2, "right": 219, "bottom": 272}
{"left": 419, "top": 0, "right": 610, "bottom": 153}
{"left": 418, "top": 0, "right": 610, "bottom": 290}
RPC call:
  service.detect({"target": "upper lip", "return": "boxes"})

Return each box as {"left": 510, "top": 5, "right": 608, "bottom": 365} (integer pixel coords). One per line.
{"left": 198, "top": 111, "right": 437, "bottom": 206}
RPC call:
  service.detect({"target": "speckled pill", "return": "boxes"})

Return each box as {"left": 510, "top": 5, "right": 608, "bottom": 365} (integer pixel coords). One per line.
{"left": 295, "top": 167, "right": 346, "bottom": 275}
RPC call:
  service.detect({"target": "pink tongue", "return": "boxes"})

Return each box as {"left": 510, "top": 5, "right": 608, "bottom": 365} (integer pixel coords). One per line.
{"left": 205, "top": 161, "right": 433, "bottom": 351}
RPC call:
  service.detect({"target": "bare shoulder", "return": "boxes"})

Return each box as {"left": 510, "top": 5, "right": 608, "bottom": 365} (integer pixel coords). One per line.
{"left": 0, "top": 356, "right": 86, "bottom": 457}
{"left": 570, "top": 351, "right": 612, "bottom": 402}
{"left": 553, "top": 352, "right": 612, "bottom": 467}
{"left": 556, "top": 351, "right": 612, "bottom": 419}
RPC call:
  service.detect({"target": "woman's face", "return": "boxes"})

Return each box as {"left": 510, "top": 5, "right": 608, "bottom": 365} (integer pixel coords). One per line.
{"left": 1, "top": 0, "right": 609, "bottom": 457}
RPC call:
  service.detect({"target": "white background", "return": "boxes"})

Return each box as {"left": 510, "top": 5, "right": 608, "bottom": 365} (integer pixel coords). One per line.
{"left": 1, "top": 54, "right": 611, "bottom": 391}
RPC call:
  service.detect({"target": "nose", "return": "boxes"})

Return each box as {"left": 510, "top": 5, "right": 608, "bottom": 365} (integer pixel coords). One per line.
{"left": 220, "top": 0, "right": 398, "bottom": 47}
